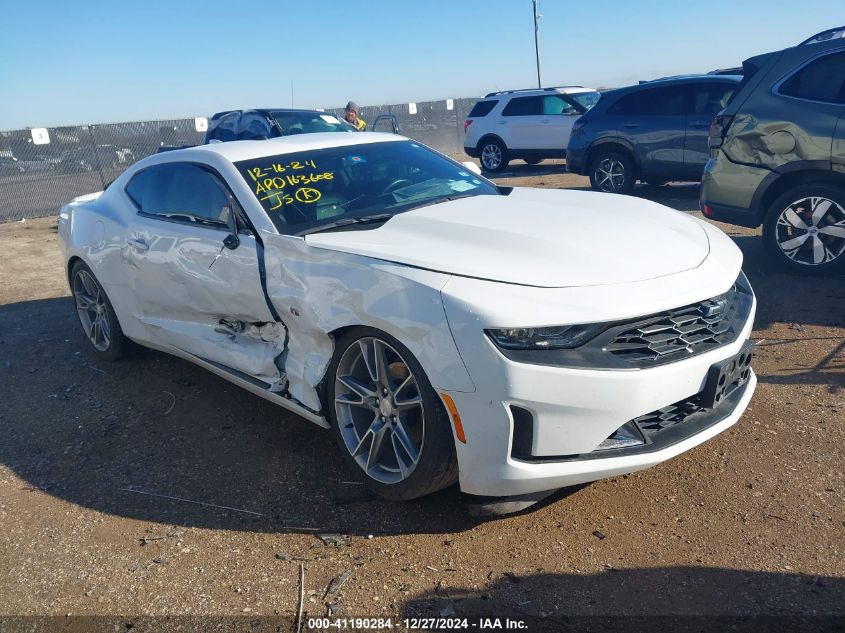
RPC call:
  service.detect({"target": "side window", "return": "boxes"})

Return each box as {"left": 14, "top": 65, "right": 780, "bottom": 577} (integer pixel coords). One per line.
{"left": 693, "top": 82, "right": 737, "bottom": 115}
{"left": 501, "top": 96, "right": 542, "bottom": 116}
{"left": 608, "top": 85, "right": 689, "bottom": 116}
{"left": 468, "top": 100, "right": 497, "bottom": 117}
{"left": 779, "top": 51, "right": 845, "bottom": 104}
{"left": 207, "top": 112, "right": 240, "bottom": 142}
{"left": 542, "top": 95, "right": 577, "bottom": 115}
{"left": 238, "top": 113, "right": 273, "bottom": 140}
{"left": 125, "top": 164, "right": 233, "bottom": 228}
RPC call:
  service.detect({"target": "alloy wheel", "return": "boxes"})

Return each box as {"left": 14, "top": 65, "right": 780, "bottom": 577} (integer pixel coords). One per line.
{"left": 334, "top": 337, "right": 425, "bottom": 484}
{"left": 73, "top": 269, "right": 111, "bottom": 351}
{"left": 775, "top": 196, "right": 845, "bottom": 266}
{"left": 594, "top": 157, "right": 627, "bottom": 192}
{"left": 481, "top": 143, "right": 502, "bottom": 170}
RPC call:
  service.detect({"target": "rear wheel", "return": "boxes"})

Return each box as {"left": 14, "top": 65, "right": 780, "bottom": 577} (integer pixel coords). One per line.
{"left": 589, "top": 151, "right": 635, "bottom": 193}
{"left": 763, "top": 184, "right": 845, "bottom": 275}
{"left": 479, "top": 139, "right": 509, "bottom": 172}
{"left": 327, "top": 328, "right": 458, "bottom": 500}
{"left": 70, "top": 261, "right": 130, "bottom": 361}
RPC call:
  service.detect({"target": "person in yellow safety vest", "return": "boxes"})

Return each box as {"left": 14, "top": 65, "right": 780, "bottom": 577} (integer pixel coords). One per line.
{"left": 344, "top": 101, "right": 367, "bottom": 131}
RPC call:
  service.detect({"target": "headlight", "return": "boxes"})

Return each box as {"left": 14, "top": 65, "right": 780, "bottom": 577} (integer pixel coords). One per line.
{"left": 485, "top": 324, "right": 606, "bottom": 350}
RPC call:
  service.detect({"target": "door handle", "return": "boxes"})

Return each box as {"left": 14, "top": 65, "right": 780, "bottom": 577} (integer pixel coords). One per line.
{"left": 127, "top": 237, "right": 149, "bottom": 252}
{"left": 622, "top": 122, "right": 640, "bottom": 128}
{"left": 498, "top": 120, "right": 508, "bottom": 124}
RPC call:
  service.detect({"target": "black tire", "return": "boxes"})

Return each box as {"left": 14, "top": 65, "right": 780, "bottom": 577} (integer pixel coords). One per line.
{"left": 763, "top": 184, "right": 845, "bottom": 276}
{"left": 589, "top": 151, "right": 635, "bottom": 194}
{"left": 326, "top": 327, "right": 458, "bottom": 501}
{"left": 524, "top": 158, "right": 543, "bottom": 165}
{"left": 478, "top": 138, "right": 509, "bottom": 172}
{"left": 70, "top": 260, "right": 130, "bottom": 361}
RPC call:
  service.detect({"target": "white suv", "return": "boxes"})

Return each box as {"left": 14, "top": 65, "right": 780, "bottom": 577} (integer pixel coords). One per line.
{"left": 464, "top": 86, "right": 600, "bottom": 171}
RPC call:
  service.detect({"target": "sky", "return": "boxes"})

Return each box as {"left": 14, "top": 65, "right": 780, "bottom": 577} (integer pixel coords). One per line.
{"left": 0, "top": 0, "right": 841, "bottom": 129}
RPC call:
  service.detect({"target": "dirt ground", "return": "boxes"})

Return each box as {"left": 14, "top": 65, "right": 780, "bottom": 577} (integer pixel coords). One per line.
{"left": 0, "top": 163, "right": 843, "bottom": 629}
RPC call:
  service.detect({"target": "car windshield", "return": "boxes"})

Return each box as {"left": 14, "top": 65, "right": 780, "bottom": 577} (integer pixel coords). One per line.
{"left": 270, "top": 111, "right": 355, "bottom": 135}
{"left": 569, "top": 92, "right": 601, "bottom": 111}
{"left": 235, "top": 140, "right": 500, "bottom": 235}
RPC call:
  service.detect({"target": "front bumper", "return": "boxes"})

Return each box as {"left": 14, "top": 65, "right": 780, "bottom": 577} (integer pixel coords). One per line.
{"left": 441, "top": 276, "right": 756, "bottom": 497}
{"left": 453, "top": 372, "right": 756, "bottom": 497}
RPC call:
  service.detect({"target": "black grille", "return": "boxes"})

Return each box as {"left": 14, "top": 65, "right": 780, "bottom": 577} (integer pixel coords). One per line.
{"left": 604, "top": 284, "right": 748, "bottom": 367}
{"left": 631, "top": 394, "right": 704, "bottom": 435}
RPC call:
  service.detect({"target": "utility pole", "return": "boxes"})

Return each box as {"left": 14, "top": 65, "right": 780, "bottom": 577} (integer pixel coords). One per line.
{"left": 533, "top": 0, "right": 542, "bottom": 88}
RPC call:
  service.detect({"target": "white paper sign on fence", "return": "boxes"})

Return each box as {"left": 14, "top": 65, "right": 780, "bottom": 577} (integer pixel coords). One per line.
{"left": 31, "top": 128, "right": 50, "bottom": 145}
{"left": 408, "top": 102, "right": 417, "bottom": 115}
{"left": 446, "top": 99, "right": 454, "bottom": 111}
{"left": 194, "top": 117, "right": 208, "bottom": 132}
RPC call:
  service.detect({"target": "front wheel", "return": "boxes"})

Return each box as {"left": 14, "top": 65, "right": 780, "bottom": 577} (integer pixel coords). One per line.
{"left": 327, "top": 328, "right": 458, "bottom": 500}
{"left": 763, "top": 184, "right": 845, "bottom": 275}
{"left": 479, "top": 139, "right": 509, "bottom": 172}
{"left": 589, "top": 151, "right": 635, "bottom": 193}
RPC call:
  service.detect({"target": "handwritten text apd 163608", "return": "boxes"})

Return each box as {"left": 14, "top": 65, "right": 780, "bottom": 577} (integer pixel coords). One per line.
{"left": 246, "top": 160, "right": 334, "bottom": 211}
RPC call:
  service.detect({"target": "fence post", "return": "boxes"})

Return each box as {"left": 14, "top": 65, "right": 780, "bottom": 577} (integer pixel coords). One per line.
{"left": 86, "top": 125, "right": 107, "bottom": 190}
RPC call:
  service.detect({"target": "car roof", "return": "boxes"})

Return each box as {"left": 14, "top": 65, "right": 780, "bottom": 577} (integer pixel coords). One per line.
{"left": 210, "top": 108, "right": 334, "bottom": 121}
{"left": 483, "top": 86, "right": 597, "bottom": 98}
{"left": 603, "top": 74, "right": 741, "bottom": 97}
{"left": 640, "top": 74, "right": 743, "bottom": 84}
{"left": 168, "top": 132, "right": 406, "bottom": 163}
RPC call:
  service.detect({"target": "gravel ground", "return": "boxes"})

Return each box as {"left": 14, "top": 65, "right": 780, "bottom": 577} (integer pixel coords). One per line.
{"left": 0, "top": 164, "right": 843, "bottom": 628}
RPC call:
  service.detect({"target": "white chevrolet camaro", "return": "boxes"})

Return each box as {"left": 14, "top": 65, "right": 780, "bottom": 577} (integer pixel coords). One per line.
{"left": 58, "top": 133, "right": 756, "bottom": 506}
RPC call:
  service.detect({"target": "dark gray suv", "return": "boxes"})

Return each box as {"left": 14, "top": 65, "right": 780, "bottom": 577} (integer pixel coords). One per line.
{"left": 567, "top": 75, "right": 741, "bottom": 193}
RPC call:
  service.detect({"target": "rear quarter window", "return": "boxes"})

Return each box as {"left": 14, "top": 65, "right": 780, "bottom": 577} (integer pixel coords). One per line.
{"left": 468, "top": 100, "right": 497, "bottom": 117}
{"left": 778, "top": 50, "right": 845, "bottom": 104}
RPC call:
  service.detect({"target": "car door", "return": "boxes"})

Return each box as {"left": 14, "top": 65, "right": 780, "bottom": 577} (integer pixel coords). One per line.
{"left": 122, "top": 162, "right": 280, "bottom": 379}
{"left": 539, "top": 94, "right": 580, "bottom": 151}
{"left": 684, "top": 81, "right": 738, "bottom": 179}
{"left": 608, "top": 84, "right": 690, "bottom": 180}
{"left": 499, "top": 96, "right": 544, "bottom": 150}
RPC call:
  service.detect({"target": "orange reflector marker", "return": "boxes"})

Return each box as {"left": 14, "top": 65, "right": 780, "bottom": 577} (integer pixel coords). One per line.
{"left": 440, "top": 393, "right": 466, "bottom": 444}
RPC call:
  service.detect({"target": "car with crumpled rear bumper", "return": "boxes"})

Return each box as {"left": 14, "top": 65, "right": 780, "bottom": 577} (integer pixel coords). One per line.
{"left": 57, "top": 132, "right": 756, "bottom": 506}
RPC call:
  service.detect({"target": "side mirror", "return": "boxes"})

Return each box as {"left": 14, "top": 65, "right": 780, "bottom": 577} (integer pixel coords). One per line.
{"left": 461, "top": 161, "right": 482, "bottom": 176}
{"left": 223, "top": 203, "right": 240, "bottom": 249}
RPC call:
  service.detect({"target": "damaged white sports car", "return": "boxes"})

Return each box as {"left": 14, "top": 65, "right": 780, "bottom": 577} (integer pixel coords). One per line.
{"left": 58, "top": 133, "right": 756, "bottom": 504}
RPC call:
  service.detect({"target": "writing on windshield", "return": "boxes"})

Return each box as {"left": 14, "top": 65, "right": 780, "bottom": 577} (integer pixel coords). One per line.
{"left": 244, "top": 159, "right": 335, "bottom": 211}
{"left": 235, "top": 141, "right": 499, "bottom": 235}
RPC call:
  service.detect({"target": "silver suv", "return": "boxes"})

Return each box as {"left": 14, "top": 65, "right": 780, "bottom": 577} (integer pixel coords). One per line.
{"left": 463, "top": 87, "right": 600, "bottom": 171}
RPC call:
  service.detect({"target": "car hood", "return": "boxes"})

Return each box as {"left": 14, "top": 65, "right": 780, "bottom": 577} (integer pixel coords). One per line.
{"left": 304, "top": 187, "right": 710, "bottom": 288}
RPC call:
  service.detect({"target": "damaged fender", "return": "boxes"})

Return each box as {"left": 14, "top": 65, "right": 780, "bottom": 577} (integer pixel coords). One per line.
{"left": 261, "top": 232, "right": 476, "bottom": 413}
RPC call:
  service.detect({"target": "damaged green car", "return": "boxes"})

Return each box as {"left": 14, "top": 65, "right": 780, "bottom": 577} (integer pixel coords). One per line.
{"left": 701, "top": 33, "right": 845, "bottom": 274}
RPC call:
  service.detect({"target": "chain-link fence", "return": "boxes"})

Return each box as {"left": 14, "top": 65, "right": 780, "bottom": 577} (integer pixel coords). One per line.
{"left": 0, "top": 98, "right": 480, "bottom": 223}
